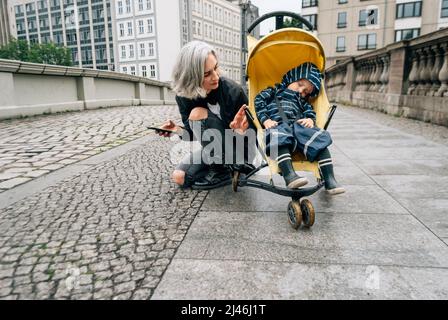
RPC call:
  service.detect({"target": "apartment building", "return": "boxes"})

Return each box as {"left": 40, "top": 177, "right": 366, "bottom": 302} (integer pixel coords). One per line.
{"left": 9, "top": 0, "right": 114, "bottom": 69}
{"left": 0, "top": 0, "right": 11, "bottom": 46}
{"left": 113, "top": 0, "right": 252, "bottom": 82}
{"left": 190, "top": 0, "right": 243, "bottom": 83}
{"left": 113, "top": 0, "right": 158, "bottom": 78}
{"left": 301, "top": 0, "right": 448, "bottom": 66}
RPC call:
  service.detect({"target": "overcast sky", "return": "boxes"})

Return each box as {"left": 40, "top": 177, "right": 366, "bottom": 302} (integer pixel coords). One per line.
{"left": 250, "top": 0, "right": 302, "bottom": 35}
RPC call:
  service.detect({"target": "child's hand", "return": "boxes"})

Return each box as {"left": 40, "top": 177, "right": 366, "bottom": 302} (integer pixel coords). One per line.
{"left": 297, "top": 118, "right": 314, "bottom": 128}
{"left": 263, "top": 119, "right": 278, "bottom": 129}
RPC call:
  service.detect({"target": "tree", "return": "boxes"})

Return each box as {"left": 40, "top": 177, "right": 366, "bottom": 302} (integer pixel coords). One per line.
{"left": 0, "top": 38, "right": 73, "bottom": 66}
{"left": 283, "top": 17, "right": 305, "bottom": 30}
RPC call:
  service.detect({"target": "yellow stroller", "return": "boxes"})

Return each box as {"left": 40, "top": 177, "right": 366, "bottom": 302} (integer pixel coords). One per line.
{"left": 232, "top": 12, "right": 337, "bottom": 230}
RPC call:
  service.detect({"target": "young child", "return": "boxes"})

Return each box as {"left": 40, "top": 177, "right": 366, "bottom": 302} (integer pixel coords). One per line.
{"left": 255, "top": 62, "right": 345, "bottom": 195}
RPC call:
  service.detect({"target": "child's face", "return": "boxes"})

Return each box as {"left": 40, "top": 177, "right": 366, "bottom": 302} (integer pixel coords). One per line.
{"left": 287, "top": 79, "right": 314, "bottom": 98}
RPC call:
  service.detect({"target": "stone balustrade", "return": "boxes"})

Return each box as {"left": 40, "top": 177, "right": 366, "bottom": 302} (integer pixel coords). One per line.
{"left": 0, "top": 59, "right": 176, "bottom": 120}
{"left": 325, "top": 28, "right": 448, "bottom": 126}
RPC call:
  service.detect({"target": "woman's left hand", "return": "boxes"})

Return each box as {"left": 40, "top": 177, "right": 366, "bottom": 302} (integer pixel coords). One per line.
{"left": 230, "top": 105, "right": 249, "bottom": 134}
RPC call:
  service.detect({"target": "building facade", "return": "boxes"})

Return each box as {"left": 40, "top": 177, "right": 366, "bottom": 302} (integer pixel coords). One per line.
{"left": 113, "top": 0, "right": 158, "bottom": 78}
{"left": 190, "top": 0, "right": 242, "bottom": 83}
{"left": 0, "top": 0, "right": 11, "bottom": 46}
{"left": 9, "top": 0, "right": 114, "bottom": 69}
{"left": 114, "top": 0, "right": 257, "bottom": 83}
{"left": 301, "top": 0, "right": 448, "bottom": 67}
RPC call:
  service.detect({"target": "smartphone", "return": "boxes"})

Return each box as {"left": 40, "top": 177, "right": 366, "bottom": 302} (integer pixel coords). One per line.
{"left": 146, "top": 126, "right": 176, "bottom": 134}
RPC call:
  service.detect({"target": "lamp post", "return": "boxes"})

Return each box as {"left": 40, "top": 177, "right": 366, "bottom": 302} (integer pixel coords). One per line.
{"left": 239, "top": 0, "right": 250, "bottom": 92}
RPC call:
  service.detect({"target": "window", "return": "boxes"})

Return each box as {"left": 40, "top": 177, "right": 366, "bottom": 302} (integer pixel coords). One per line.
{"left": 138, "top": 0, "right": 143, "bottom": 11}
{"left": 130, "top": 66, "right": 135, "bottom": 75}
{"left": 395, "top": 28, "right": 420, "bottom": 42}
{"left": 303, "top": 14, "right": 317, "bottom": 30}
{"left": 359, "top": 9, "right": 378, "bottom": 26}
{"left": 127, "top": 22, "right": 133, "bottom": 36}
{"left": 129, "top": 44, "right": 134, "bottom": 58}
{"left": 121, "top": 45, "right": 126, "bottom": 58}
{"left": 126, "top": 0, "right": 131, "bottom": 13}
{"left": 337, "top": 12, "right": 347, "bottom": 28}
{"left": 118, "top": 1, "right": 123, "bottom": 14}
{"left": 14, "top": 5, "right": 23, "bottom": 15}
{"left": 338, "top": 0, "right": 347, "bottom": 3}
{"left": 358, "top": 33, "right": 376, "bottom": 50}
{"left": 138, "top": 20, "right": 144, "bottom": 34}
{"left": 148, "top": 42, "right": 154, "bottom": 56}
{"left": 123, "top": 66, "right": 127, "bottom": 73}
{"left": 442, "top": 0, "right": 448, "bottom": 17}
{"left": 302, "top": 0, "right": 318, "bottom": 8}
{"left": 140, "top": 43, "right": 145, "bottom": 57}
{"left": 146, "top": 0, "right": 152, "bottom": 10}
{"left": 396, "top": 1, "right": 422, "bottom": 19}
{"left": 147, "top": 19, "right": 153, "bottom": 33}
{"left": 26, "top": 3, "right": 35, "bottom": 13}
{"left": 336, "top": 36, "right": 346, "bottom": 52}
{"left": 150, "top": 64, "right": 156, "bottom": 78}
{"left": 119, "top": 23, "right": 124, "bottom": 36}
{"left": 142, "top": 65, "right": 147, "bottom": 77}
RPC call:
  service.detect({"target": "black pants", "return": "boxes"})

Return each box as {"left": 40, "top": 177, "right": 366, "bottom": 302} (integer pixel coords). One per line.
{"left": 175, "top": 110, "right": 254, "bottom": 187}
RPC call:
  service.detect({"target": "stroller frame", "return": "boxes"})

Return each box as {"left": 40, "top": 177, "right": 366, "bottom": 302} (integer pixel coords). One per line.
{"left": 231, "top": 11, "right": 338, "bottom": 230}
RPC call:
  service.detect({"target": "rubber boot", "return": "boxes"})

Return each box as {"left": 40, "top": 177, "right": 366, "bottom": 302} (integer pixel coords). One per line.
{"left": 277, "top": 147, "right": 308, "bottom": 189}
{"left": 317, "top": 149, "right": 345, "bottom": 195}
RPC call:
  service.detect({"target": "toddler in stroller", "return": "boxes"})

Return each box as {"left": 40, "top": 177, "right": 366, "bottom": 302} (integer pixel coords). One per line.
{"left": 255, "top": 62, "right": 345, "bottom": 195}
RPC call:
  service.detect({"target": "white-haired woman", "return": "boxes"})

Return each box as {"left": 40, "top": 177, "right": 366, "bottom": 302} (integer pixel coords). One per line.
{"left": 158, "top": 41, "right": 254, "bottom": 189}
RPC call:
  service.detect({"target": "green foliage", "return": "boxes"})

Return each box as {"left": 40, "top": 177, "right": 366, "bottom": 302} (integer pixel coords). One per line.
{"left": 283, "top": 17, "right": 303, "bottom": 29}
{"left": 0, "top": 38, "right": 73, "bottom": 66}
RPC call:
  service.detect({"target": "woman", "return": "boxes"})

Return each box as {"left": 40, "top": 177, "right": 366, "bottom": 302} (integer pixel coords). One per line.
{"left": 158, "top": 41, "right": 254, "bottom": 189}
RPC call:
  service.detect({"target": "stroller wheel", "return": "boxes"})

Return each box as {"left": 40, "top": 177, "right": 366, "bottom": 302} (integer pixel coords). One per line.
{"left": 232, "top": 171, "right": 240, "bottom": 192}
{"left": 300, "top": 199, "right": 315, "bottom": 227}
{"left": 287, "top": 201, "right": 302, "bottom": 230}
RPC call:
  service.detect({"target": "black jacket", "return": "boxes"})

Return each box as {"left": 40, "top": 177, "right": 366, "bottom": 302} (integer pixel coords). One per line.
{"left": 175, "top": 77, "right": 248, "bottom": 141}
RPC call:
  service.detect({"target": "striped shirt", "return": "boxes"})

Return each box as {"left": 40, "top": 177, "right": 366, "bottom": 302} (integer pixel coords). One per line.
{"left": 255, "top": 86, "right": 316, "bottom": 126}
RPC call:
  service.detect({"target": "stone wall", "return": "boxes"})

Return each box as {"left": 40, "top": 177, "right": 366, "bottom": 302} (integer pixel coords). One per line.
{"left": 0, "top": 59, "right": 176, "bottom": 120}
{"left": 325, "top": 28, "right": 448, "bottom": 127}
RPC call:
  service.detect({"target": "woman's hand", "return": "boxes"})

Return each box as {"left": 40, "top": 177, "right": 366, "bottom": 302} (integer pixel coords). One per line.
{"left": 158, "top": 119, "right": 181, "bottom": 137}
{"left": 263, "top": 119, "right": 278, "bottom": 129}
{"left": 297, "top": 118, "right": 314, "bottom": 128}
{"left": 230, "top": 105, "right": 249, "bottom": 134}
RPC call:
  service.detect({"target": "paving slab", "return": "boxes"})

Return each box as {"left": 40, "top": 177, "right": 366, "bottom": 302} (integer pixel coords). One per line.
{"left": 201, "top": 184, "right": 408, "bottom": 214}
{"left": 174, "top": 211, "right": 448, "bottom": 267}
{"left": 370, "top": 175, "right": 448, "bottom": 199}
{"left": 152, "top": 259, "right": 448, "bottom": 300}
{"left": 355, "top": 159, "right": 448, "bottom": 176}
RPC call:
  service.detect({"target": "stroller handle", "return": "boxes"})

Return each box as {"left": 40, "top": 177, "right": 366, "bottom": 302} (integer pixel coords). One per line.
{"left": 247, "top": 11, "right": 314, "bottom": 34}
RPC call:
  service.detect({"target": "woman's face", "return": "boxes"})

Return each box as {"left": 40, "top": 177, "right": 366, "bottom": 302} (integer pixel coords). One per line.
{"left": 202, "top": 53, "right": 220, "bottom": 93}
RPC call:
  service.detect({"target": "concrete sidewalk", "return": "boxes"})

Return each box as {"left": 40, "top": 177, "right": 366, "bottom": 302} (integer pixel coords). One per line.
{"left": 0, "top": 105, "right": 447, "bottom": 299}
{"left": 152, "top": 108, "right": 448, "bottom": 299}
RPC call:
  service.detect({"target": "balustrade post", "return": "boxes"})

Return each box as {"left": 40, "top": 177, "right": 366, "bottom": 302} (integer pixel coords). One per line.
{"left": 435, "top": 42, "right": 448, "bottom": 97}
{"left": 429, "top": 44, "right": 443, "bottom": 96}
{"left": 421, "top": 47, "right": 434, "bottom": 95}
{"left": 407, "top": 50, "right": 419, "bottom": 95}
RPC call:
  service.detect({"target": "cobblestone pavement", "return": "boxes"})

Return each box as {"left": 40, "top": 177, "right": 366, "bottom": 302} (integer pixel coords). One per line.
{"left": 0, "top": 105, "right": 179, "bottom": 192}
{"left": 0, "top": 133, "right": 207, "bottom": 300}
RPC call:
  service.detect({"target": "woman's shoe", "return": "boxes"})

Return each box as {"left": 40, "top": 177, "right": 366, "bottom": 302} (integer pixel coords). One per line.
{"left": 191, "top": 166, "right": 232, "bottom": 190}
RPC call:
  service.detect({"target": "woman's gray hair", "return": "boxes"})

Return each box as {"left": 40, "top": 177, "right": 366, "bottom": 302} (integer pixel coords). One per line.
{"left": 171, "top": 41, "right": 217, "bottom": 99}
